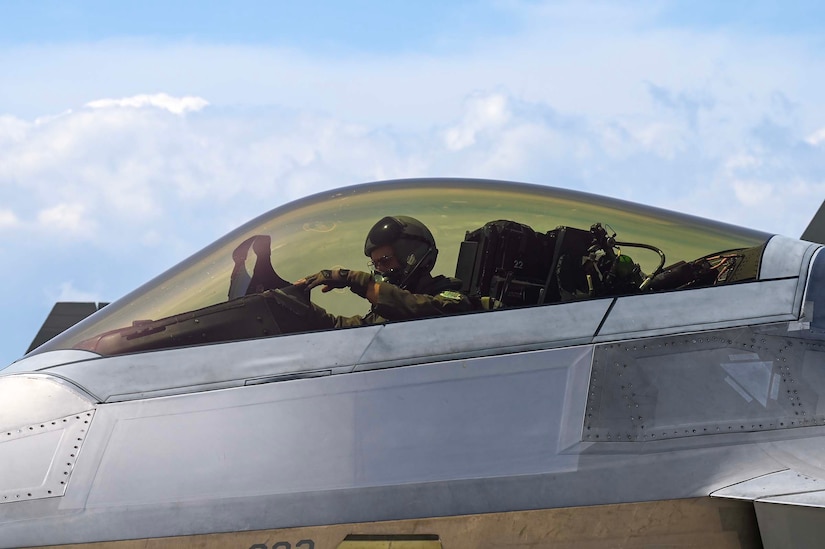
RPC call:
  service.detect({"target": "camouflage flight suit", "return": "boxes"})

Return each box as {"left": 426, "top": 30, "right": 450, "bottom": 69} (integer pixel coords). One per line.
{"left": 308, "top": 274, "right": 474, "bottom": 329}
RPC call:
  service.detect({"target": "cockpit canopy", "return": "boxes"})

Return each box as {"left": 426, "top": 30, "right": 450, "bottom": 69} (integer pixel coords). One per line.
{"left": 30, "top": 179, "right": 769, "bottom": 358}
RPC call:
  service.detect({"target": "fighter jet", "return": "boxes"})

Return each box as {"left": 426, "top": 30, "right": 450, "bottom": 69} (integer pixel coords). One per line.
{"left": 1, "top": 178, "right": 822, "bottom": 548}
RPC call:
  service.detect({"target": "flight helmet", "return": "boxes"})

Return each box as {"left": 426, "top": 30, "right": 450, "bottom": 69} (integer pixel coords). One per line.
{"left": 364, "top": 215, "right": 438, "bottom": 290}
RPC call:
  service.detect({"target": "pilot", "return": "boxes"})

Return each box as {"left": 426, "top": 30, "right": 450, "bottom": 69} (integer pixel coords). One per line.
{"left": 295, "top": 215, "right": 473, "bottom": 328}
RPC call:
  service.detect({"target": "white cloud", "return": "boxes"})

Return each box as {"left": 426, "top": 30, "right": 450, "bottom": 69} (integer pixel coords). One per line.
{"left": 724, "top": 153, "right": 762, "bottom": 173}
{"left": 732, "top": 179, "right": 774, "bottom": 207}
{"left": 0, "top": 209, "right": 18, "bottom": 228}
{"left": 37, "top": 203, "right": 96, "bottom": 236}
{"left": 0, "top": 8, "right": 821, "bottom": 277}
{"left": 1, "top": 79, "right": 819, "bottom": 257}
{"left": 0, "top": 115, "right": 30, "bottom": 145}
{"left": 0, "top": 3, "right": 824, "bottom": 369}
{"left": 85, "top": 93, "right": 209, "bottom": 115}
{"left": 444, "top": 93, "right": 511, "bottom": 151}
{"left": 807, "top": 128, "right": 825, "bottom": 146}
{"left": 53, "top": 281, "right": 101, "bottom": 303}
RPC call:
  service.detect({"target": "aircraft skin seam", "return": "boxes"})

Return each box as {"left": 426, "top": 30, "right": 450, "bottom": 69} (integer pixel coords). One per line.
{"left": 592, "top": 297, "right": 618, "bottom": 338}
{"left": 709, "top": 468, "right": 791, "bottom": 496}
{"left": 36, "top": 371, "right": 103, "bottom": 404}
{"left": 0, "top": 409, "right": 95, "bottom": 504}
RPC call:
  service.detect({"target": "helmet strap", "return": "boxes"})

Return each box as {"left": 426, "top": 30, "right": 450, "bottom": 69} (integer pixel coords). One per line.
{"left": 398, "top": 246, "right": 436, "bottom": 290}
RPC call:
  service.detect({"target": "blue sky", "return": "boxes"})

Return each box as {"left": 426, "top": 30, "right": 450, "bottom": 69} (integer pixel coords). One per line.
{"left": 0, "top": 1, "right": 515, "bottom": 50}
{"left": 4, "top": 1, "right": 824, "bottom": 49}
{"left": 1, "top": 1, "right": 825, "bottom": 366}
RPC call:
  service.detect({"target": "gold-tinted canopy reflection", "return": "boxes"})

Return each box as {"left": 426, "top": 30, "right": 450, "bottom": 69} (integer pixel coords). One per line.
{"left": 33, "top": 179, "right": 769, "bottom": 357}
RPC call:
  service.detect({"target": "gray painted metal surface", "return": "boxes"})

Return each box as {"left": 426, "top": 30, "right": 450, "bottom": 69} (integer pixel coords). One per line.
{"left": 754, "top": 500, "right": 825, "bottom": 548}
{"left": 587, "top": 323, "right": 825, "bottom": 442}
{"left": 760, "top": 235, "right": 819, "bottom": 280}
{"left": 0, "top": 375, "right": 95, "bottom": 506}
{"left": 41, "top": 325, "right": 382, "bottom": 403}
{"left": 0, "top": 410, "right": 93, "bottom": 503}
{"left": 1, "top": 349, "right": 99, "bottom": 375}
{"left": 0, "top": 251, "right": 819, "bottom": 546}
{"left": 594, "top": 278, "right": 800, "bottom": 341}
{"left": 0, "top": 341, "right": 807, "bottom": 547}
{"left": 355, "top": 299, "right": 613, "bottom": 370}
{"left": 801, "top": 199, "right": 825, "bottom": 244}
{"left": 0, "top": 374, "right": 95, "bottom": 428}
{"left": 2, "top": 181, "right": 825, "bottom": 548}
{"left": 713, "top": 470, "right": 825, "bottom": 500}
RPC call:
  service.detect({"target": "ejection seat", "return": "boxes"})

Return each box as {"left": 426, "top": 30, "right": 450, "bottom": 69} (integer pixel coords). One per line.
{"left": 454, "top": 220, "right": 595, "bottom": 308}
{"left": 228, "top": 235, "right": 291, "bottom": 299}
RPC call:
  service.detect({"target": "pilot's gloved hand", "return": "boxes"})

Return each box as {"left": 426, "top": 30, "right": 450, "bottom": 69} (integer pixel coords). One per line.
{"left": 298, "top": 269, "right": 372, "bottom": 298}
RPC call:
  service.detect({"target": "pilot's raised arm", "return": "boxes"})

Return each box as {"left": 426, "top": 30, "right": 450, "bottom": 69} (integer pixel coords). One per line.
{"left": 295, "top": 216, "right": 474, "bottom": 328}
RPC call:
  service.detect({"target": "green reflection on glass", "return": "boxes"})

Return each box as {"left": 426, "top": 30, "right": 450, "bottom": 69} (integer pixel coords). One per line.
{"left": 35, "top": 179, "right": 768, "bottom": 356}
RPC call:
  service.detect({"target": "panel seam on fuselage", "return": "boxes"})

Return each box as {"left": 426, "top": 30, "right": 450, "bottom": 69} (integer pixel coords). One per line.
{"left": 592, "top": 298, "right": 617, "bottom": 339}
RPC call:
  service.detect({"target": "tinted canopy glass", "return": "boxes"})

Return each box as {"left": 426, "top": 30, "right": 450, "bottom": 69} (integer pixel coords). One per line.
{"left": 31, "top": 179, "right": 769, "bottom": 357}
